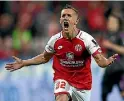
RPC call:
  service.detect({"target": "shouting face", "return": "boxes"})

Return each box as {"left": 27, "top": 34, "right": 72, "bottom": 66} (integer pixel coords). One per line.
{"left": 60, "top": 8, "right": 79, "bottom": 33}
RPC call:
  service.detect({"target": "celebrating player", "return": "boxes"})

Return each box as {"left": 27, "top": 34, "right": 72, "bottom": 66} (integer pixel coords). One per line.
{"left": 5, "top": 4, "right": 118, "bottom": 101}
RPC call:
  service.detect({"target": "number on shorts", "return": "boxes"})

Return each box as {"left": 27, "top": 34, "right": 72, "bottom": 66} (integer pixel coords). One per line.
{"left": 56, "top": 81, "right": 66, "bottom": 89}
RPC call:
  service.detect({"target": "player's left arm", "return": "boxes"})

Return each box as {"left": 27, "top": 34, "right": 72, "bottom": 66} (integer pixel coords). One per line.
{"left": 85, "top": 34, "right": 118, "bottom": 68}
{"left": 93, "top": 53, "right": 118, "bottom": 68}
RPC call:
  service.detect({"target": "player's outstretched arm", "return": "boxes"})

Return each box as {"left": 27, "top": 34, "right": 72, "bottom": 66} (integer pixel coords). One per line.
{"left": 93, "top": 53, "right": 118, "bottom": 68}
{"left": 5, "top": 51, "right": 53, "bottom": 72}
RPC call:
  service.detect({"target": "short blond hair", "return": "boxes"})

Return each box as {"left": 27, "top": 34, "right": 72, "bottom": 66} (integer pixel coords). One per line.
{"left": 62, "top": 4, "right": 78, "bottom": 16}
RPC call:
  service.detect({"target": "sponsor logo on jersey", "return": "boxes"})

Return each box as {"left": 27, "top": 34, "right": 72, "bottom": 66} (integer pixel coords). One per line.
{"left": 75, "top": 44, "right": 82, "bottom": 51}
{"left": 60, "top": 59, "right": 84, "bottom": 67}
{"left": 66, "top": 52, "right": 74, "bottom": 60}
{"left": 98, "top": 48, "right": 102, "bottom": 53}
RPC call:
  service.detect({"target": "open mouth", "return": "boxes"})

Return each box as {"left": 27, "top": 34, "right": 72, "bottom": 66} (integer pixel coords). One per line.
{"left": 64, "top": 22, "right": 69, "bottom": 28}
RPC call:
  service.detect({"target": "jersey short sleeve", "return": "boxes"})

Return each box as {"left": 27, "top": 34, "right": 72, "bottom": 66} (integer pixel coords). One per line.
{"left": 45, "top": 33, "right": 61, "bottom": 53}
{"left": 84, "top": 33, "right": 102, "bottom": 56}
{"left": 45, "top": 36, "right": 55, "bottom": 53}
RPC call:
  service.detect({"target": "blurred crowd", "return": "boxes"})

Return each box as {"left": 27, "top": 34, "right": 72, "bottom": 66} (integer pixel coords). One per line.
{"left": 0, "top": 1, "right": 124, "bottom": 59}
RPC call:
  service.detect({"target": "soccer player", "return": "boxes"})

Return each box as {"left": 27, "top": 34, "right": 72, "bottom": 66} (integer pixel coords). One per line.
{"left": 5, "top": 5, "right": 118, "bottom": 101}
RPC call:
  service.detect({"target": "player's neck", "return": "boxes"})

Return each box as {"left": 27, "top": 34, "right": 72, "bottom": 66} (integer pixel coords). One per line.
{"left": 63, "top": 28, "right": 79, "bottom": 40}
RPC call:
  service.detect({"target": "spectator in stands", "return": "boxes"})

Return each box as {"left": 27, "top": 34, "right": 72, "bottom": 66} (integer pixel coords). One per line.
{"left": 0, "top": 13, "right": 14, "bottom": 38}
{"left": 0, "top": 14, "right": 14, "bottom": 59}
{"left": 102, "top": 39, "right": 124, "bottom": 55}
{"left": 12, "top": 13, "right": 32, "bottom": 56}
{"left": 101, "top": 14, "right": 124, "bottom": 101}
{"left": 86, "top": 1, "right": 106, "bottom": 32}
{"left": 47, "top": 13, "right": 60, "bottom": 37}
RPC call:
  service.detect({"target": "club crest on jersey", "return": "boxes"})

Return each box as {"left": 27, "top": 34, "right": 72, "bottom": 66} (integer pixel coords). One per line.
{"left": 75, "top": 44, "right": 82, "bottom": 51}
{"left": 58, "top": 45, "right": 63, "bottom": 49}
{"left": 66, "top": 52, "right": 74, "bottom": 60}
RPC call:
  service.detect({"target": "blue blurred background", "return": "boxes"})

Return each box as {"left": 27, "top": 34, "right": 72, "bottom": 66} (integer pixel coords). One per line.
{"left": 0, "top": 1, "right": 124, "bottom": 101}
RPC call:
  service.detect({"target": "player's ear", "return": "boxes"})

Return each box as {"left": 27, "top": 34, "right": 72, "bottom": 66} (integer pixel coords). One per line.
{"left": 60, "top": 18, "right": 62, "bottom": 24}
{"left": 75, "top": 18, "right": 79, "bottom": 25}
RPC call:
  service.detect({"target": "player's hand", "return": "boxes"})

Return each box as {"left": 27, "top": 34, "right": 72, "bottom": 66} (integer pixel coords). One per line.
{"left": 107, "top": 54, "right": 118, "bottom": 66}
{"left": 5, "top": 56, "right": 24, "bottom": 72}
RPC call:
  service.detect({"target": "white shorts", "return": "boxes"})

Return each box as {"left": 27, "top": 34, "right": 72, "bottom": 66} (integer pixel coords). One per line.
{"left": 54, "top": 79, "right": 91, "bottom": 101}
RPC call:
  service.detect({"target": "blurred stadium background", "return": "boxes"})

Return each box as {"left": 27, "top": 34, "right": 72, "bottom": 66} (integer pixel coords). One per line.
{"left": 0, "top": 1, "right": 124, "bottom": 101}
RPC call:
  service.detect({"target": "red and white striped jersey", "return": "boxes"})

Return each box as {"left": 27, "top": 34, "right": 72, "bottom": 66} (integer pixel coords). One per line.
{"left": 45, "top": 30, "right": 102, "bottom": 90}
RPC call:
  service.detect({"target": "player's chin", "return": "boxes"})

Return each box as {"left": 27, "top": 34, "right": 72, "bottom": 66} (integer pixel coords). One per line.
{"left": 63, "top": 27, "right": 69, "bottom": 32}
{"left": 63, "top": 30, "right": 69, "bottom": 33}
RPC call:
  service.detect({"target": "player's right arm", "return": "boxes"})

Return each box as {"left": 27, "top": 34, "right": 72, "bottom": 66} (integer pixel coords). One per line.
{"left": 22, "top": 51, "right": 53, "bottom": 66}
{"left": 5, "top": 33, "right": 60, "bottom": 72}
{"left": 5, "top": 51, "right": 53, "bottom": 72}
{"left": 5, "top": 34, "right": 57, "bottom": 72}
